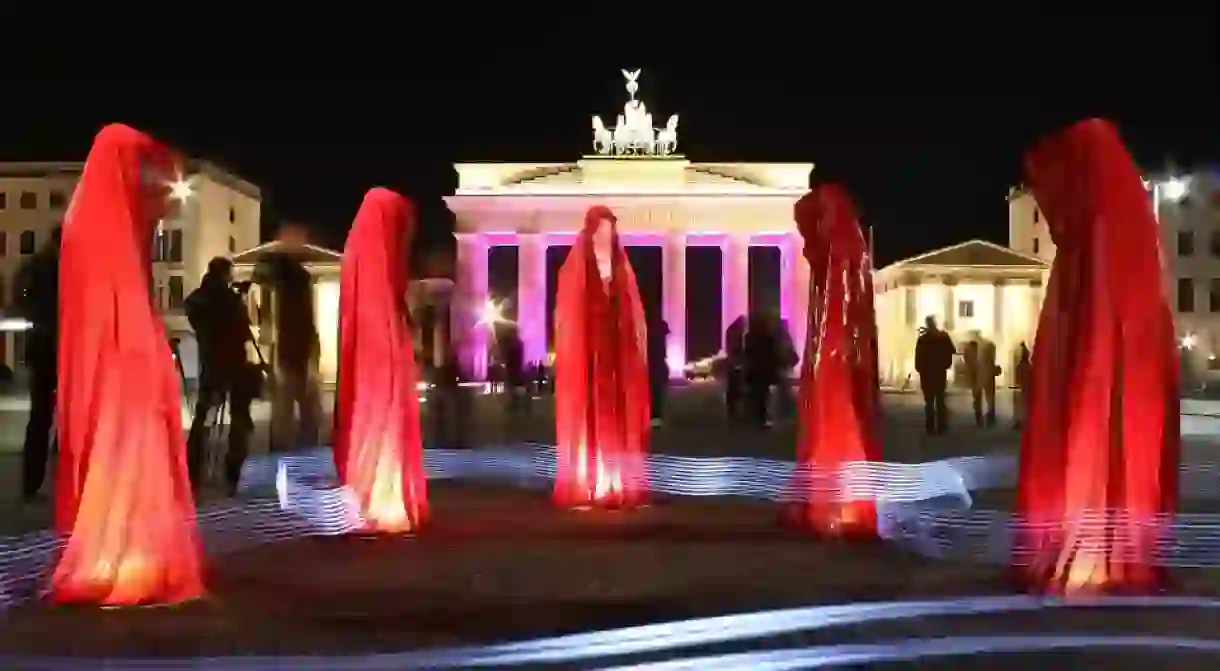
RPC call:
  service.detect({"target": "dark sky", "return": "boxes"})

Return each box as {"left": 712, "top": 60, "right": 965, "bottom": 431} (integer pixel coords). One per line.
{"left": 4, "top": 19, "right": 1217, "bottom": 269}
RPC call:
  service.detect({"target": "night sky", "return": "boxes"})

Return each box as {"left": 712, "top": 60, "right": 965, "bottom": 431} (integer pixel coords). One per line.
{"left": 5, "top": 18, "right": 1217, "bottom": 356}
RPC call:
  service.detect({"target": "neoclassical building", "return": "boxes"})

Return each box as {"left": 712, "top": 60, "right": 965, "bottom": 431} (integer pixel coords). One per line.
{"left": 443, "top": 70, "right": 813, "bottom": 380}
{"left": 874, "top": 239, "right": 1049, "bottom": 388}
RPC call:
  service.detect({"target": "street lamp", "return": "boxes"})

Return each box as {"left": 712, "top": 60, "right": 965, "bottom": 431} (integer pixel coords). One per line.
{"left": 478, "top": 299, "right": 507, "bottom": 327}
{"left": 1148, "top": 175, "right": 1191, "bottom": 223}
{"left": 1162, "top": 177, "right": 1190, "bottom": 203}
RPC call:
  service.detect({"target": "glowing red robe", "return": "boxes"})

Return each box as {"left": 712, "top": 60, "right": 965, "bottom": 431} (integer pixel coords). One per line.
{"left": 333, "top": 188, "right": 428, "bottom": 533}
{"left": 52, "top": 124, "right": 204, "bottom": 606}
{"left": 1014, "top": 118, "right": 1179, "bottom": 594}
{"left": 786, "top": 185, "right": 881, "bottom": 537}
{"left": 553, "top": 205, "right": 650, "bottom": 509}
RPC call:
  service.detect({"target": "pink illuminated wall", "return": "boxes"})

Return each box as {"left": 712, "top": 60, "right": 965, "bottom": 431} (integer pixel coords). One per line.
{"left": 453, "top": 230, "right": 808, "bottom": 380}
{"left": 453, "top": 234, "right": 489, "bottom": 380}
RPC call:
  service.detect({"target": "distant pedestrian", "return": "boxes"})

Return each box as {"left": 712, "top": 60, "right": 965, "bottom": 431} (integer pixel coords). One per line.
{"left": 1013, "top": 342, "right": 1032, "bottom": 429}
{"left": 914, "top": 316, "right": 956, "bottom": 435}
{"left": 13, "top": 227, "right": 60, "bottom": 502}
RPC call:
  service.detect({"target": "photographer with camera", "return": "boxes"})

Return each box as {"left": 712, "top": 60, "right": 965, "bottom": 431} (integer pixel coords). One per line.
{"left": 184, "top": 257, "right": 261, "bottom": 494}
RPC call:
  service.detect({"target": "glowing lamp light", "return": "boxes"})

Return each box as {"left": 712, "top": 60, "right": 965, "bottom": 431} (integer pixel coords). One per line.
{"left": 0, "top": 318, "right": 32, "bottom": 332}
{"left": 167, "top": 172, "right": 195, "bottom": 203}
{"left": 1161, "top": 176, "right": 1190, "bottom": 203}
{"left": 1181, "top": 333, "right": 1197, "bottom": 350}
{"left": 478, "top": 299, "right": 506, "bottom": 327}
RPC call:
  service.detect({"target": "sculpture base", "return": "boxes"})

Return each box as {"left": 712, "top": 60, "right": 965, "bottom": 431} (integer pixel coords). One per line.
{"left": 778, "top": 502, "right": 878, "bottom": 542}
{"left": 51, "top": 594, "right": 205, "bottom": 611}
{"left": 570, "top": 502, "right": 650, "bottom": 514}
{"left": 1007, "top": 562, "right": 1170, "bottom": 597}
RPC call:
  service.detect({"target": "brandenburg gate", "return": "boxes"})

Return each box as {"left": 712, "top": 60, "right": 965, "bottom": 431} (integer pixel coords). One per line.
{"left": 444, "top": 70, "right": 813, "bottom": 380}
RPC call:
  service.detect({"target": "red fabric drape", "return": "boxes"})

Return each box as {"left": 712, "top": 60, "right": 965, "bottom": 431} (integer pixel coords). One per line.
{"left": 786, "top": 185, "right": 881, "bottom": 537}
{"left": 553, "top": 205, "right": 650, "bottom": 509}
{"left": 332, "top": 188, "right": 428, "bottom": 533}
{"left": 1014, "top": 118, "right": 1180, "bottom": 594}
{"left": 51, "top": 124, "right": 203, "bottom": 606}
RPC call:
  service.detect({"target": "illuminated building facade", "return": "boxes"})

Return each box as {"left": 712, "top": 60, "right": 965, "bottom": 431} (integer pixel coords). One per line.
{"left": 231, "top": 241, "right": 341, "bottom": 385}
{"left": 0, "top": 159, "right": 261, "bottom": 375}
{"left": 873, "top": 240, "right": 1049, "bottom": 388}
{"left": 444, "top": 70, "right": 814, "bottom": 380}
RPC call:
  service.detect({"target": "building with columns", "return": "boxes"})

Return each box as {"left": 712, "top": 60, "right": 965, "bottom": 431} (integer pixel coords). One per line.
{"left": 443, "top": 69, "right": 813, "bottom": 381}
{"left": 874, "top": 239, "right": 1049, "bottom": 388}
{"left": 444, "top": 159, "right": 813, "bottom": 380}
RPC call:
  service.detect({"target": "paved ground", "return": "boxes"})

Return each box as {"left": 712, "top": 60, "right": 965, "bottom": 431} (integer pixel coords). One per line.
{"left": 0, "top": 384, "right": 1018, "bottom": 531}
{"left": 2, "top": 385, "right": 1220, "bottom": 664}
{"left": 3, "top": 484, "right": 1220, "bottom": 664}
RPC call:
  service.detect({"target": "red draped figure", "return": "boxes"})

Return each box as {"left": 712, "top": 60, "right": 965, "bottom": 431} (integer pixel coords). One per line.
{"left": 553, "top": 205, "right": 650, "bottom": 509}
{"left": 333, "top": 188, "right": 428, "bottom": 533}
{"left": 52, "top": 124, "right": 204, "bottom": 606}
{"left": 785, "top": 185, "right": 882, "bottom": 538}
{"left": 1014, "top": 119, "right": 1179, "bottom": 594}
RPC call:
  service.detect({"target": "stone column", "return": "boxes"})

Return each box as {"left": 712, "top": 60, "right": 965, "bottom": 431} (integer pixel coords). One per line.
{"left": 992, "top": 279, "right": 1005, "bottom": 338}
{"left": 662, "top": 232, "right": 687, "bottom": 379}
{"left": 517, "top": 232, "right": 547, "bottom": 366}
{"left": 782, "top": 234, "right": 810, "bottom": 368}
{"left": 452, "top": 233, "right": 489, "bottom": 381}
{"left": 722, "top": 234, "right": 750, "bottom": 350}
{"left": 992, "top": 279, "right": 1007, "bottom": 384}
{"left": 940, "top": 277, "right": 957, "bottom": 332}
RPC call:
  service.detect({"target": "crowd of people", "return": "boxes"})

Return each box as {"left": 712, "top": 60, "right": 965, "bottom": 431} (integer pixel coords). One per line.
{"left": 14, "top": 232, "right": 326, "bottom": 501}
{"left": 914, "top": 315, "right": 1032, "bottom": 436}
{"left": 722, "top": 313, "right": 798, "bottom": 427}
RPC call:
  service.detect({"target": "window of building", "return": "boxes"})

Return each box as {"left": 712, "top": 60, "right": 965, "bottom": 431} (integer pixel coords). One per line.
{"left": 48, "top": 190, "right": 65, "bottom": 210}
{"left": 1033, "top": 238, "right": 1040, "bottom": 255}
{"left": 903, "top": 287, "right": 916, "bottom": 326}
{"left": 229, "top": 206, "right": 236, "bottom": 223}
{"left": 1212, "top": 231, "right": 1220, "bottom": 257}
{"left": 0, "top": 192, "right": 7, "bottom": 209}
{"left": 1179, "top": 230, "right": 1195, "bottom": 256}
{"left": 151, "top": 230, "right": 163, "bottom": 262}
{"left": 1211, "top": 278, "right": 1220, "bottom": 312}
{"left": 229, "top": 236, "right": 236, "bottom": 253}
{"left": 0, "top": 274, "right": 6, "bottom": 309}
{"left": 0, "top": 231, "right": 6, "bottom": 257}
{"left": 19, "top": 230, "right": 35, "bottom": 255}
{"left": 19, "top": 192, "right": 36, "bottom": 210}
{"left": 168, "top": 229, "right": 183, "bottom": 263}
{"left": 1179, "top": 277, "right": 1196, "bottom": 313}
{"left": 168, "top": 275, "right": 184, "bottom": 310}
{"left": 1033, "top": 208, "right": 1040, "bottom": 223}
{"left": 958, "top": 300, "right": 974, "bottom": 318}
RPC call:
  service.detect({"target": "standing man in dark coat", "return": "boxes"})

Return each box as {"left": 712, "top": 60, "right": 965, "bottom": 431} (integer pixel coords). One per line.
{"left": 185, "top": 257, "right": 258, "bottom": 492}
{"left": 914, "top": 315, "right": 956, "bottom": 435}
{"left": 14, "top": 227, "right": 61, "bottom": 501}
{"left": 647, "top": 317, "right": 670, "bottom": 427}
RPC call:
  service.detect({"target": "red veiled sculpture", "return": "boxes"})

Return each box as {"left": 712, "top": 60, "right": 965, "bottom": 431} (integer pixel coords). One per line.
{"left": 553, "top": 205, "right": 650, "bottom": 509}
{"left": 1014, "top": 118, "right": 1180, "bottom": 594}
{"left": 333, "top": 188, "right": 428, "bottom": 533}
{"left": 52, "top": 124, "right": 204, "bottom": 606}
{"left": 784, "top": 185, "right": 882, "bottom": 538}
